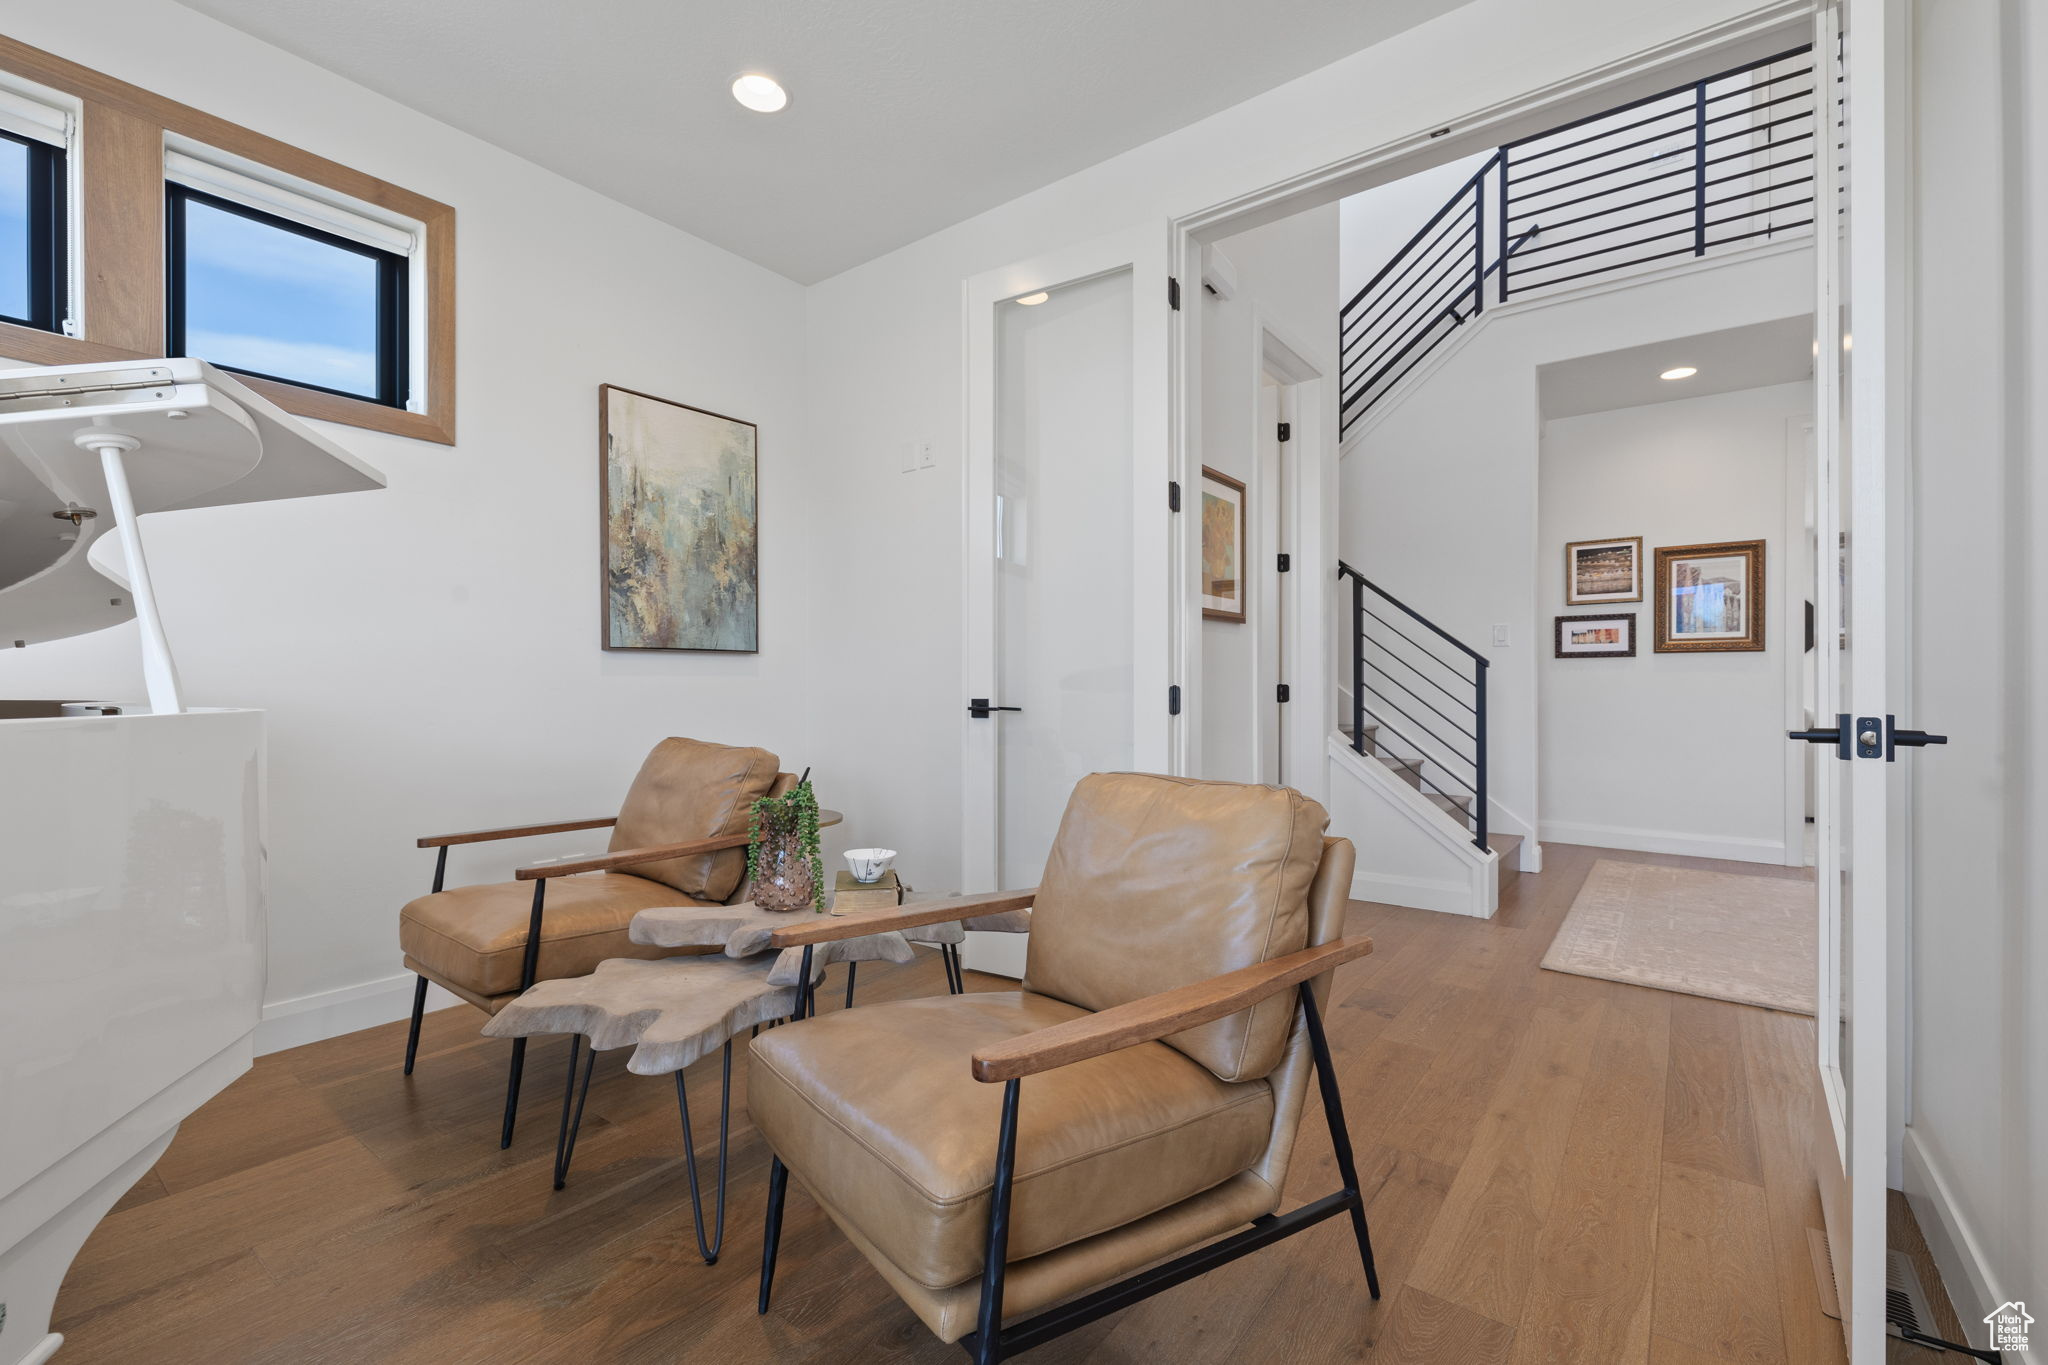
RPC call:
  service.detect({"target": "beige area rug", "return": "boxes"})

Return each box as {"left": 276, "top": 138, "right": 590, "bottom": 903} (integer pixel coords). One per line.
{"left": 1542, "top": 859, "right": 1817, "bottom": 1014}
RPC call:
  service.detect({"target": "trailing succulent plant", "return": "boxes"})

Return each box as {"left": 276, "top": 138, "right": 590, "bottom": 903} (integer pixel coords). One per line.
{"left": 747, "top": 776, "right": 826, "bottom": 912}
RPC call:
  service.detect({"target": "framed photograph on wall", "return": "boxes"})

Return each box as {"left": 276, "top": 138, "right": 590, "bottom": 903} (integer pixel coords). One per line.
{"left": 1200, "top": 465, "right": 1247, "bottom": 623}
{"left": 1564, "top": 535, "right": 1643, "bottom": 604}
{"left": 1654, "top": 539, "right": 1764, "bottom": 653}
{"left": 1553, "top": 612, "right": 1636, "bottom": 658}
{"left": 600, "top": 384, "right": 760, "bottom": 652}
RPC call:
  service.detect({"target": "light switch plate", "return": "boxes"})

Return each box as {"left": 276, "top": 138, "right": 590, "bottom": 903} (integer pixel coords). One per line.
{"left": 1492, "top": 624, "right": 1510, "bottom": 647}
{"left": 917, "top": 440, "right": 936, "bottom": 469}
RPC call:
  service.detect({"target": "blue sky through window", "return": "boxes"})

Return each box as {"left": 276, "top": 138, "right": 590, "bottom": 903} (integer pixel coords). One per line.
{"left": 181, "top": 197, "right": 380, "bottom": 397}
{"left": 0, "top": 138, "right": 30, "bottom": 322}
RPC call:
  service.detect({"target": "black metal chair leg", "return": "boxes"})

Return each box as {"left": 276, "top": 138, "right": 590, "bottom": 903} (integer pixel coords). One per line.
{"left": 943, "top": 942, "right": 965, "bottom": 994}
{"left": 501, "top": 878, "right": 549, "bottom": 1149}
{"left": 843, "top": 960, "right": 858, "bottom": 1009}
{"left": 500, "top": 1037, "right": 527, "bottom": 1150}
{"left": 552, "top": 1035, "right": 597, "bottom": 1190}
{"left": 676, "top": 1041, "right": 733, "bottom": 1264}
{"left": 1299, "top": 982, "right": 1380, "bottom": 1299}
{"left": 758, "top": 1155, "right": 790, "bottom": 1313}
{"left": 970, "top": 1078, "right": 1022, "bottom": 1364}
{"left": 402, "top": 974, "right": 428, "bottom": 1075}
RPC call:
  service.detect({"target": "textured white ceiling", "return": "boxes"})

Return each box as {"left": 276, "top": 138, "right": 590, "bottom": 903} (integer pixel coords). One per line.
{"left": 174, "top": 0, "right": 1473, "bottom": 283}
{"left": 1539, "top": 316, "right": 1816, "bottom": 420}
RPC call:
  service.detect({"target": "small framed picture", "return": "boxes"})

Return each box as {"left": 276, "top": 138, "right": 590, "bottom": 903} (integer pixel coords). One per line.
{"left": 1654, "top": 540, "right": 1765, "bottom": 652}
{"left": 1564, "top": 536, "right": 1643, "bottom": 604}
{"left": 1554, "top": 612, "right": 1636, "bottom": 658}
{"left": 1200, "top": 466, "right": 1247, "bottom": 623}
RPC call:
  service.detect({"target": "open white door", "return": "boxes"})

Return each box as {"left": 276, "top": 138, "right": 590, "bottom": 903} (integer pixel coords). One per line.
{"left": 1807, "top": 3, "right": 1919, "bottom": 1359}
{"left": 960, "top": 225, "right": 1171, "bottom": 977}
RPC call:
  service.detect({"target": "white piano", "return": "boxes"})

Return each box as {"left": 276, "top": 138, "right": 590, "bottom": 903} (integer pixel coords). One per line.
{"left": 0, "top": 359, "right": 383, "bottom": 1365}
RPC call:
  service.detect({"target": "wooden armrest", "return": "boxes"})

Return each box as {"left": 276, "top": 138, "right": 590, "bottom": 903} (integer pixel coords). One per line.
{"left": 969, "top": 935, "right": 1375, "bottom": 1083}
{"left": 764, "top": 888, "right": 1039, "bottom": 948}
{"left": 417, "top": 816, "right": 616, "bottom": 849}
{"left": 514, "top": 808, "right": 845, "bottom": 880}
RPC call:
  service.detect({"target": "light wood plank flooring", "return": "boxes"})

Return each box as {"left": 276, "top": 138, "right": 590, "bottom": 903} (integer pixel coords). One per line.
{"left": 51, "top": 843, "right": 1850, "bottom": 1364}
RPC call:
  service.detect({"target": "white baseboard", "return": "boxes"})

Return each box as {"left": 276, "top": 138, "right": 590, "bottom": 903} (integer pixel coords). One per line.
{"left": 1351, "top": 870, "right": 1489, "bottom": 918}
{"left": 255, "top": 971, "right": 464, "bottom": 1057}
{"left": 1901, "top": 1127, "right": 2003, "bottom": 1347}
{"left": 1538, "top": 820, "right": 1785, "bottom": 865}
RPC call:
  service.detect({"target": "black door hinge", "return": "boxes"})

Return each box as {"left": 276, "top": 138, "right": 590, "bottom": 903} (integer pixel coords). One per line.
{"left": 1276, "top": 553, "right": 1291, "bottom": 573}
{"left": 1277, "top": 422, "right": 1291, "bottom": 442}
{"left": 1167, "top": 276, "right": 1181, "bottom": 311}
{"left": 1276, "top": 683, "right": 1291, "bottom": 703}
{"left": 1167, "top": 480, "right": 1181, "bottom": 512}
{"left": 1168, "top": 684, "right": 1182, "bottom": 716}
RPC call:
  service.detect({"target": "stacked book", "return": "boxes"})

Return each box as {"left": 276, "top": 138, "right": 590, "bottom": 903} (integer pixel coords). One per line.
{"left": 832, "top": 869, "right": 902, "bottom": 916}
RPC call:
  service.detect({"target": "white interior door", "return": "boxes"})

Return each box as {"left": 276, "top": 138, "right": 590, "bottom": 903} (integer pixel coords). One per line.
{"left": 1809, "top": 3, "right": 1906, "bottom": 1359}
{"left": 961, "top": 226, "right": 1170, "bottom": 977}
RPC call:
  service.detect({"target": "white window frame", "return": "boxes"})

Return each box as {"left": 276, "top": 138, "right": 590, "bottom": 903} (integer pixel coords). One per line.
{"left": 0, "top": 69, "right": 81, "bottom": 336}
{"left": 163, "top": 133, "right": 430, "bottom": 413}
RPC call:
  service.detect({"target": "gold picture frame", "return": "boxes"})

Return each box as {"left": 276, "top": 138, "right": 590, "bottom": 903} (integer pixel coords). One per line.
{"left": 1653, "top": 539, "right": 1765, "bottom": 652}
{"left": 1564, "top": 535, "right": 1643, "bottom": 604}
{"left": 1200, "top": 466, "right": 1248, "bottom": 623}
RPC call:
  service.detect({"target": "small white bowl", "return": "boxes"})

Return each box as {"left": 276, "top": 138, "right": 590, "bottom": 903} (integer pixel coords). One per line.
{"left": 844, "top": 848, "right": 897, "bottom": 883}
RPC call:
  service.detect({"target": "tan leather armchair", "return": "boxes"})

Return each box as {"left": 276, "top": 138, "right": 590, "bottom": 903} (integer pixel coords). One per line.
{"left": 746, "top": 772, "right": 1377, "bottom": 1363}
{"left": 401, "top": 736, "right": 812, "bottom": 1147}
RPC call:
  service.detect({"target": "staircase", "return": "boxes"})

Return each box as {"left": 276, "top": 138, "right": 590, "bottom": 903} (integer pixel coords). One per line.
{"left": 1339, "top": 43, "right": 1818, "bottom": 436}
{"left": 1342, "top": 715, "right": 1522, "bottom": 902}
{"left": 1334, "top": 561, "right": 1521, "bottom": 914}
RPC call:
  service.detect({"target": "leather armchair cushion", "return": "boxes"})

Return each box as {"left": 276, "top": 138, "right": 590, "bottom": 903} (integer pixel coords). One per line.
{"left": 608, "top": 737, "right": 782, "bottom": 901}
{"left": 400, "top": 874, "right": 716, "bottom": 998}
{"left": 747, "top": 991, "right": 1274, "bottom": 1291}
{"left": 1023, "top": 772, "right": 1329, "bottom": 1083}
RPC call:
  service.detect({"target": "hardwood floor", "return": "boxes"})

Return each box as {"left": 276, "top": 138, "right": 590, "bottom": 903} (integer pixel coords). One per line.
{"left": 51, "top": 843, "right": 1849, "bottom": 1364}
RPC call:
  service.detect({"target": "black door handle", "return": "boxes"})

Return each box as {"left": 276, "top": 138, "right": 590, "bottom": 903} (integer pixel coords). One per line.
{"left": 1788, "top": 713, "right": 1851, "bottom": 759}
{"left": 1887, "top": 716, "right": 1946, "bottom": 760}
{"left": 967, "top": 698, "right": 1023, "bottom": 719}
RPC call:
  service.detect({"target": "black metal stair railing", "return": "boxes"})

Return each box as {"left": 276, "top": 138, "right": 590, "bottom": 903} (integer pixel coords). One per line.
{"left": 1337, "top": 561, "right": 1487, "bottom": 851}
{"left": 1340, "top": 44, "right": 1817, "bottom": 434}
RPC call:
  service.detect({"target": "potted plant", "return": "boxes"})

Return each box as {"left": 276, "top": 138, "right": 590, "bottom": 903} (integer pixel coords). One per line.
{"left": 747, "top": 775, "right": 825, "bottom": 913}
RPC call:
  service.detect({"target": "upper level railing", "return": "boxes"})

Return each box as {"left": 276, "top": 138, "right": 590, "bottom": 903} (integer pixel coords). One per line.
{"left": 1340, "top": 45, "right": 1817, "bottom": 434}
{"left": 1337, "top": 561, "right": 1488, "bottom": 851}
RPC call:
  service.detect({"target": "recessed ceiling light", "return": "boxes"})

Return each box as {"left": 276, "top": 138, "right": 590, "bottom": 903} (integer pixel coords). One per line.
{"left": 731, "top": 74, "right": 788, "bottom": 113}
{"left": 1660, "top": 366, "right": 1698, "bottom": 380}
{"left": 1016, "top": 292, "right": 1050, "bottom": 306}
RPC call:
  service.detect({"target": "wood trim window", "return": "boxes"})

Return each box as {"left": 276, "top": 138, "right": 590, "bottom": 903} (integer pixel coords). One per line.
{"left": 0, "top": 36, "right": 455, "bottom": 445}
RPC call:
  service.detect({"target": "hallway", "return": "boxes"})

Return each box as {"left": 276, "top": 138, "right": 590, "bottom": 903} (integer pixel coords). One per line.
{"left": 52, "top": 845, "right": 1844, "bottom": 1364}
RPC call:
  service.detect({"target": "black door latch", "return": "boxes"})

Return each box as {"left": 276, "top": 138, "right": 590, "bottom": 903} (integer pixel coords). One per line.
{"left": 967, "top": 698, "right": 1023, "bottom": 719}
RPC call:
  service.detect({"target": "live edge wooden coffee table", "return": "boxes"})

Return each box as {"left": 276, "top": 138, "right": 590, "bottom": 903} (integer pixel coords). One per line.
{"left": 482, "top": 893, "right": 1029, "bottom": 1264}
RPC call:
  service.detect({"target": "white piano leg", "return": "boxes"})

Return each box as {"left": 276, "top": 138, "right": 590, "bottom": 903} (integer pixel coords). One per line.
{"left": 76, "top": 430, "right": 183, "bottom": 715}
{"left": 0, "top": 1128, "right": 176, "bottom": 1365}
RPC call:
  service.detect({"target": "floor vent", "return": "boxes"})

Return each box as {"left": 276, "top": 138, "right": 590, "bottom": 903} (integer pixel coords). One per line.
{"left": 1804, "top": 1227, "right": 1941, "bottom": 1337}
{"left": 1886, "top": 1249, "right": 1939, "bottom": 1337}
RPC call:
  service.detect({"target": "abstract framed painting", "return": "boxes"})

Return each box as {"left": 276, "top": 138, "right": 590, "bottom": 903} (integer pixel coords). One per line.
{"left": 599, "top": 384, "right": 759, "bottom": 652}
{"left": 1653, "top": 539, "right": 1764, "bottom": 653}
{"left": 1200, "top": 465, "right": 1247, "bottom": 623}
{"left": 1564, "top": 535, "right": 1643, "bottom": 604}
{"left": 1553, "top": 612, "right": 1637, "bottom": 658}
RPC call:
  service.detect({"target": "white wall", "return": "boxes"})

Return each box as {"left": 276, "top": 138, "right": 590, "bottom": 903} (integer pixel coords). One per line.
{"left": 1897, "top": 0, "right": 2047, "bottom": 1340}
{"left": 1537, "top": 382, "right": 1809, "bottom": 862}
{"left": 802, "top": 0, "right": 1799, "bottom": 899}
{"left": 1340, "top": 245, "right": 1810, "bottom": 848}
{"left": 0, "top": 0, "right": 813, "bottom": 1048}
{"left": 1198, "top": 208, "right": 1339, "bottom": 784}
